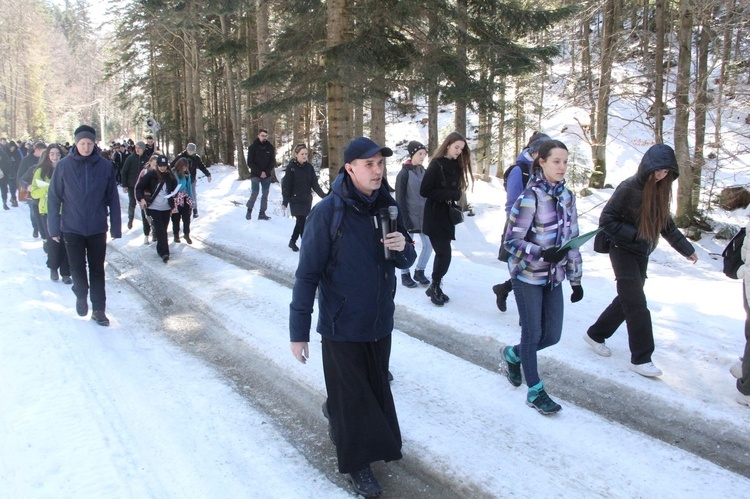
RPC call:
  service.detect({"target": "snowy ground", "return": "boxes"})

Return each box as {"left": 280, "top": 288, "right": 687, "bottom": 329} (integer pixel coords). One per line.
{"left": 2, "top": 151, "right": 749, "bottom": 497}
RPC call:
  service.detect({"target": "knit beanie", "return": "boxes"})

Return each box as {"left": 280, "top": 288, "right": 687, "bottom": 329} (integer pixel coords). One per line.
{"left": 406, "top": 140, "right": 427, "bottom": 159}
{"left": 74, "top": 125, "right": 96, "bottom": 143}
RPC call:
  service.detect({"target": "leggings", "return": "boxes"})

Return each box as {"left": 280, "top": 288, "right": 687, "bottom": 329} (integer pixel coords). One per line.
{"left": 429, "top": 238, "right": 452, "bottom": 283}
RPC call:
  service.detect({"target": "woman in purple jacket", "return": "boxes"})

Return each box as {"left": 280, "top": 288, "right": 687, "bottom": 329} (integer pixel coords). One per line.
{"left": 501, "top": 140, "right": 583, "bottom": 415}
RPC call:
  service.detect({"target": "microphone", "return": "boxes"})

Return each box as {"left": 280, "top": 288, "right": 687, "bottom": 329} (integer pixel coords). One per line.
{"left": 379, "top": 208, "right": 395, "bottom": 260}
{"left": 388, "top": 205, "right": 398, "bottom": 233}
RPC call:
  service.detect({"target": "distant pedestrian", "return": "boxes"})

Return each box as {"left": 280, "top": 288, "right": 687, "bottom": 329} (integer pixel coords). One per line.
{"left": 136, "top": 154, "right": 177, "bottom": 263}
{"left": 281, "top": 143, "right": 326, "bottom": 252}
{"left": 121, "top": 141, "right": 149, "bottom": 230}
{"left": 395, "top": 140, "right": 432, "bottom": 288}
{"left": 583, "top": 144, "right": 697, "bottom": 378}
{"left": 245, "top": 129, "right": 275, "bottom": 221}
{"left": 501, "top": 140, "right": 583, "bottom": 415}
{"left": 47, "top": 125, "right": 122, "bottom": 327}
{"left": 0, "top": 139, "right": 22, "bottom": 208}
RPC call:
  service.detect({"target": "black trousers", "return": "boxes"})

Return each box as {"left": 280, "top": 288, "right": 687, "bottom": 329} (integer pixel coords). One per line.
{"left": 29, "top": 198, "right": 40, "bottom": 232}
{"left": 42, "top": 215, "right": 70, "bottom": 276}
{"left": 0, "top": 176, "right": 16, "bottom": 203}
{"left": 587, "top": 245, "right": 654, "bottom": 365}
{"left": 171, "top": 204, "right": 191, "bottom": 237}
{"left": 64, "top": 232, "right": 107, "bottom": 312}
{"left": 291, "top": 215, "right": 306, "bottom": 242}
{"left": 322, "top": 335, "right": 402, "bottom": 474}
{"left": 429, "top": 238, "right": 452, "bottom": 283}
{"left": 148, "top": 209, "right": 172, "bottom": 258}
{"left": 127, "top": 188, "right": 137, "bottom": 223}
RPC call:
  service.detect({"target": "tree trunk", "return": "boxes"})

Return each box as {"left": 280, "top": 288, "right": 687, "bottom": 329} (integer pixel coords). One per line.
{"left": 674, "top": 0, "right": 693, "bottom": 226}
{"left": 653, "top": 0, "right": 666, "bottom": 143}
{"left": 691, "top": 15, "right": 710, "bottom": 218}
{"left": 326, "top": 0, "right": 351, "bottom": 172}
{"left": 454, "top": 0, "right": 467, "bottom": 136}
{"left": 714, "top": 0, "right": 734, "bottom": 146}
{"left": 256, "top": 0, "right": 272, "bottom": 133}
{"left": 495, "top": 77, "right": 506, "bottom": 179}
{"left": 220, "top": 14, "right": 249, "bottom": 178}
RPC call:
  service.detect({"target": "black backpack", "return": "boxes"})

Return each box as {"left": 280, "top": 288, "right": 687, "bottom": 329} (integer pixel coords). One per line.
{"left": 722, "top": 227, "right": 746, "bottom": 279}
{"left": 503, "top": 162, "right": 531, "bottom": 192}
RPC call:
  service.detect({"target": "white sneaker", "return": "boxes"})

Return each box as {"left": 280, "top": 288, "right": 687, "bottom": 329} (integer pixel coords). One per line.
{"left": 730, "top": 360, "right": 743, "bottom": 379}
{"left": 736, "top": 391, "right": 750, "bottom": 406}
{"left": 144, "top": 235, "right": 150, "bottom": 245}
{"left": 630, "top": 362, "right": 663, "bottom": 377}
{"left": 583, "top": 333, "right": 612, "bottom": 357}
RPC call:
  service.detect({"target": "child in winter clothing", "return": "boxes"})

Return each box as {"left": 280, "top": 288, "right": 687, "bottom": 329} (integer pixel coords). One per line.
{"left": 395, "top": 140, "right": 432, "bottom": 287}
{"left": 502, "top": 140, "right": 583, "bottom": 415}
{"left": 171, "top": 158, "right": 195, "bottom": 244}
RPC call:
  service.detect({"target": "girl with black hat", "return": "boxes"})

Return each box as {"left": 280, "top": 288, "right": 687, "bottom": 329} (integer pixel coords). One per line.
{"left": 136, "top": 155, "right": 177, "bottom": 263}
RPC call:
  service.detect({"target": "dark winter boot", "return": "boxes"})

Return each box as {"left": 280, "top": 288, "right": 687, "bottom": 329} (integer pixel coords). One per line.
{"left": 436, "top": 282, "right": 450, "bottom": 303}
{"left": 184, "top": 234, "right": 192, "bottom": 245}
{"left": 245, "top": 208, "right": 252, "bottom": 220}
{"left": 492, "top": 280, "right": 513, "bottom": 312}
{"left": 401, "top": 272, "right": 417, "bottom": 288}
{"left": 91, "top": 310, "right": 110, "bottom": 327}
{"left": 258, "top": 213, "right": 271, "bottom": 220}
{"left": 3, "top": 202, "right": 9, "bottom": 210}
{"left": 527, "top": 382, "right": 562, "bottom": 415}
{"left": 426, "top": 282, "right": 444, "bottom": 306}
{"left": 501, "top": 346, "right": 522, "bottom": 387}
{"left": 413, "top": 269, "right": 430, "bottom": 285}
{"left": 10, "top": 198, "right": 18, "bottom": 207}
{"left": 289, "top": 239, "right": 299, "bottom": 252}
{"left": 348, "top": 466, "right": 382, "bottom": 498}
{"left": 50, "top": 269, "right": 59, "bottom": 281}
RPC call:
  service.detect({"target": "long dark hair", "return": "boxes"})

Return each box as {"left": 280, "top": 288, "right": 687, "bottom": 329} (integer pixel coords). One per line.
{"left": 432, "top": 131, "right": 473, "bottom": 191}
{"left": 173, "top": 158, "right": 189, "bottom": 179}
{"left": 38, "top": 144, "right": 64, "bottom": 180}
{"left": 531, "top": 140, "right": 568, "bottom": 173}
{"left": 638, "top": 170, "right": 676, "bottom": 244}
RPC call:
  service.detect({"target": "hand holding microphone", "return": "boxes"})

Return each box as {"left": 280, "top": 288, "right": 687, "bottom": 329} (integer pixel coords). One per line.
{"left": 379, "top": 206, "right": 404, "bottom": 260}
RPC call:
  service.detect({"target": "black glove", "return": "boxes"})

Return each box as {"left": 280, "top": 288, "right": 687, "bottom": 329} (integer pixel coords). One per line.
{"left": 570, "top": 285, "right": 584, "bottom": 303}
{"left": 541, "top": 247, "right": 566, "bottom": 264}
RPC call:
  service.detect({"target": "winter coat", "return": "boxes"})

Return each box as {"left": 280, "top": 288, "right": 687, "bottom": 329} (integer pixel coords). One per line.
{"left": 420, "top": 157, "right": 462, "bottom": 241}
{"left": 281, "top": 159, "right": 326, "bottom": 217}
{"left": 17, "top": 154, "right": 40, "bottom": 189}
{"left": 246, "top": 138, "right": 276, "bottom": 178}
{"left": 171, "top": 150, "right": 211, "bottom": 180}
{"left": 0, "top": 144, "right": 21, "bottom": 179}
{"left": 599, "top": 144, "right": 694, "bottom": 258}
{"left": 504, "top": 173, "right": 582, "bottom": 287}
{"left": 47, "top": 145, "right": 121, "bottom": 239}
{"left": 395, "top": 161, "right": 427, "bottom": 232}
{"left": 30, "top": 168, "right": 52, "bottom": 214}
{"left": 121, "top": 151, "right": 149, "bottom": 189}
{"left": 289, "top": 172, "right": 417, "bottom": 343}
{"left": 505, "top": 150, "right": 534, "bottom": 215}
{"left": 135, "top": 168, "right": 178, "bottom": 210}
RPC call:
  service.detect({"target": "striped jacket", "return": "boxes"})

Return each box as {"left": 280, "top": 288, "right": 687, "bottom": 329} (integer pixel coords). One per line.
{"left": 504, "top": 174, "right": 582, "bottom": 286}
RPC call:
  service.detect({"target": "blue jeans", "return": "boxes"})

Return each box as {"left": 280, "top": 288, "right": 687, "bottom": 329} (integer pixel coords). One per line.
{"left": 511, "top": 279, "right": 564, "bottom": 387}
{"left": 246, "top": 176, "right": 272, "bottom": 215}
{"left": 402, "top": 232, "right": 433, "bottom": 273}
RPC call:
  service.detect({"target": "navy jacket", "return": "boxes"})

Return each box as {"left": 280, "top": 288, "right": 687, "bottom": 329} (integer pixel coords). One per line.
{"left": 289, "top": 173, "right": 416, "bottom": 343}
{"left": 47, "top": 145, "right": 122, "bottom": 239}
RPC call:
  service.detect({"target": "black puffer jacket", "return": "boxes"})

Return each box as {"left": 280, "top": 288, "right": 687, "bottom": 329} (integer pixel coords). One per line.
{"left": 0, "top": 143, "right": 21, "bottom": 180}
{"left": 246, "top": 138, "right": 276, "bottom": 178}
{"left": 121, "top": 151, "right": 149, "bottom": 189}
{"left": 420, "top": 157, "right": 462, "bottom": 241}
{"left": 599, "top": 144, "right": 694, "bottom": 257}
{"left": 281, "top": 159, "right": 326, "bottom": 217}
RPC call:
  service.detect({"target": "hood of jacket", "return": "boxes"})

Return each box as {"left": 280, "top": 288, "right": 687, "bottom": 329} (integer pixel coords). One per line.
{"left": 637, "top": 144, "right": 679, "bottom": 184}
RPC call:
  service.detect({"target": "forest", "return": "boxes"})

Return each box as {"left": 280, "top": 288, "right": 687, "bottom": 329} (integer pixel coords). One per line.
{"left": 1, "top": 0, "right": 749, "bottom": 232}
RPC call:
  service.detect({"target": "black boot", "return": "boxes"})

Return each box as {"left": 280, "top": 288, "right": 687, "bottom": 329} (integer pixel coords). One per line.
{"left": 413, "top": 269, "right": 430, "bottom": 285}
{"left": 437, "top": 282, "right": 450, "bottom": 303}
{"left": 348, "top": 466, "right": 382, "bottom": 498}
{"left": 50, "top": 269, "right": 59, "bottom": 281}
{"left": 426, "top": 282, "right": 444, "bottom": 306}
{"left": 91, "top": 310, "right": 110, "bottom": 327}
{"left": 2, "top": 203, "right": 8, "bottom": 210}
{"left": 289, "top": 239, "right": 299, "bottom": 252}
{"left": 245, "top": 208, "right": 252, "bottom": 220}
{"left": 401, "top": 271, "right": 417, "bottom": 288}
{"left": 492, "top": 281, "right": 513, "bottom": 312}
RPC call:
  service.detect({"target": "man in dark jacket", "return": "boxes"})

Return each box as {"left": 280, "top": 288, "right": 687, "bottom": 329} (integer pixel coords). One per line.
{"left": 121, "top": 141, "right": 149, "bottom": 229}
{"left": 245, "top": 129, "right": 275, "bottom": 220}
{"left": 289, "top": 137, "right": 416, "bottom": 498}
{"left": 48, "top": 125, "right": 121, "bottom": 327}
{"left": 171, "top": 142, "right": 212, "bottom": 217}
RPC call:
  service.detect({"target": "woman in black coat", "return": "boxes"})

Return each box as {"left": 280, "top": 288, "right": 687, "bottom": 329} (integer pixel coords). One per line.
{"left": 136, "top": 155, "right": 178, "bottom": 263}
{"left": 1, "top": 140, "right": 22, "bottom": 208}
{"left": 281, "top": 144, "right": 327, "bottom": 252}
{"left": 419, "top": 132, "right": 473, "bottom": 306}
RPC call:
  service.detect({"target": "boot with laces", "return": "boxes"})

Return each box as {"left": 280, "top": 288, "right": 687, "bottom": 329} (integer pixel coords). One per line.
{"left": 526, "top": 381, "right": 562, "bottom": 415}
{"left": 492, "top": 281, "right": 512, "bottom": 312}
{"left": 401, "top": 271, "right": 417, "bottom": 288}
{"left": 501, "top": 346, "right": 522, "bottom": 387}
{"left": 426, "top": 282, "right": 444, "bottom": 306}
{"left": 413, "top": 269, "right": 430, "bottom": 285}
{"left": 348, "top": 466, "right": 382, "bottom": 498}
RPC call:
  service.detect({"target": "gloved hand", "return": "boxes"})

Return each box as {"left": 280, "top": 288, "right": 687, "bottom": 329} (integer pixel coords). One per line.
{"left": 542, "top": 247, "right": 566, "bottom": 264}
{"left": 570, "top": 285, "right": 584, "bottom": 303}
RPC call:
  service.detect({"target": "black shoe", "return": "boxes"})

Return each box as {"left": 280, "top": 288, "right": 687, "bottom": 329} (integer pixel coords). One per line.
{"left": 501, "top": 346, "right": 522, "bottom": 387}
{"left": 127, "top": 219, "right": 133, "bottom": 230}
{"left": 33, "top": 228, "right": 39, "bottom": 238}
{"left": 492, "top": 281, "right": 512, "bottom": 312}
{"left": 426, "top": 283, "right": 444, "bottom": 306}
{"left": 348, "top": 466, "right": 383, "bottom": 498}
{"left": 174, "top": 235, "right": 181, "bottom": 243}
{"left": 435, "top": 282, "right": 450, "bottom": 303}
{"left": 258, "top": 213, "right": 271, "bottom": 220}
{"left": 245, "top": 209, "right": 252, "bottom": 220}
{"left": 413, "top": 269, "right": 430, "bottom": 285}
{"left": 289, "top": 239, "right": 299, "bottom": 252}
{"left": 10, "top": 198, "right": 18, "bottom": 207}
{"left": 184, "top": 235, "right": 192, "bottom": 245}
{"left": 321, "top": 402, "right": 336, "bottom": 446}
{"left": 388, "top": 370, "right": 394, "bottom": 382}
{"left": 401, "top": 272, "right": 417, "bottom": 288}
{"left": 91, "top": 310, "right": 110, "bottom": 327}
{"left": 76, "top": 297, "right": 88, "bottom": 317}
{"left": 162, "top": 255, "right": 169, "bottom": 264}
{"left": 2, "top": 203, "right": 8, "bottom": 210}
{"left": 50, "top": 269, "right": 59, "bottom": 281}
{"left": 62, "top": 275, "right": 73, "bottom": 285}
{"left": 193, "top": 209, "right": 199, "bottom": 218}
{"left": 527, "top": 387, "right": 562, "bottom": 415}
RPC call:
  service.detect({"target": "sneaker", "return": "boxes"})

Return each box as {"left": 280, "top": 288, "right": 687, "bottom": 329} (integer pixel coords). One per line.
{"left": 492, "top": 281, "right": 512, "bottom": 312}
{"left": 501, "top": 346, "right": 522, "bottom": 387}
{"left": 630, "top": 362, "right": 662, "bottom": 377}
{"left": 730, "top": 358, "right": 743, "bottom": 379}
{"left": 50, "top": 269, "right": 59, "bottom": 281}
{"left": 401, "top": 272, "right": 417, "bottom": 288}
{"left": 174, "top": 235, "right": 181, "bottom": 243}
{"left": 245, "top": 209, "right": 252, "bottom": 220}
{"left": 289, "top": 240, "right": 299, "bottom": 252}
{"left": 61, "top": 275, "right": 73, "bottom": 285}
{"left": 184, "top": 235, "right": 192, "bottom": 245}
{"left": 526, "top": 383, "right": 562, "bottom": 415}
{"left": 347, "top": 466, "right": 382, "bottom": 498}
{"left": 583, "top": 333, "right": 612, "bottom": 357}
{"left": 144, "top": 235, "right": 150, "bottom": 245}
{"left": 413, "top": 269, "right": 430, "bottom": 285}
{"left": 162, "top": 255, "right": 169, "bottom": 264}
{"left": 75, "top": 297, "right": 88, "bottom": 317}
{"left": 258, "top": 213, "right": 271, "bottom": 220}
{"left": 736, "top": 391, "right": 750, "bottom": 406}
{"left": 91, "top": 310, "right": 110, "bottom": 327}
{"left": 127, "top": 219, "right": 133, "bottom": 230}
{"left": 321, "top": 402, "right": 336, "bottom": 446}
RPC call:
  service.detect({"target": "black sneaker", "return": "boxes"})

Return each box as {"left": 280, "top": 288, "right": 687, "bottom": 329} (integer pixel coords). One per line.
{"left": 50, "top": 269, "right": 59, "bottom": 281}
{"left": 492, "top": 281, "right": 512, "bottom": 312}
{"left": 321, "top": 402, "right": 336, "bottom": 446}
{"left": 348, "top": 466, "right": 382, "bottom": 498}
{"left": 76, "top": 297, "right": 88, "bottom": 317}
{"left": 401, "top": 272, "right": 417, "bottom": 288}
{"left": 61, "top": 275, "right": 73, "bottom": 285}
{"left": 258, "top": 213, "right": 271, "bottom": 220}
{"left": 91, "top": 310, "right": 110, "bottom": 327}
{"left": 184, "top": 235, "right": 192, "bottom": 245}
{"left": 245, "top": 209, "right": 252, "bottom": 220}
{"left": 501, "top": 346, "right": 522, "bottom": 387}
{"left": 527, "top": 387, "right": 562, "bottom": 415}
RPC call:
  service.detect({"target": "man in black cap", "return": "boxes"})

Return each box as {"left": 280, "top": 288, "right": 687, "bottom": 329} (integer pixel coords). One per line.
{"left": 289, "top": 137, "right": 416, "bottom": 497}
{"left": 48, "top": 125, "right": 121, "bottom": 327}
